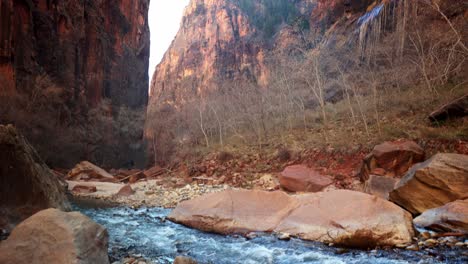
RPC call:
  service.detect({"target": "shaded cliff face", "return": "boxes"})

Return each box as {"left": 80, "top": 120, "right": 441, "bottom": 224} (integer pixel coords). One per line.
{"left": 0, "top": 0, "right": 149, "bottom": 108}
{"left": 0, "top": 0, "right": 150, "bottom": 167}
{"left": 150, "top": 0, "right": 268, "bottom": 106}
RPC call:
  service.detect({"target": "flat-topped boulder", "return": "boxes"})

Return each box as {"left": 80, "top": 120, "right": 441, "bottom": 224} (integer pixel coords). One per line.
{"left": 414, "top": 199, "right": 468, "bottom": 233}
{"left": 275, "top": 190, "right": 414, "bottom": 248}
{"left": 359, "top": 140, "right": 425, "bottom": 182}
{"left": 169, "top": 189, "right": 414, "bottom": 248}
{"left": 168, "top": 190, "right": 298, "bottom": 234}
{"left": 67, "top": 161, "right": 116, "bottom": 182}
{"left": 279, "top": 165, "right": 332, "bottom": 192}
{"left": 390, "top": 153, "right": 468, "bottom": 215}
{"left": 0, "top": 209, "right": 109, "bottom": 264}
{"left": 0, "top": 125, "right": 70, "bottom": 231}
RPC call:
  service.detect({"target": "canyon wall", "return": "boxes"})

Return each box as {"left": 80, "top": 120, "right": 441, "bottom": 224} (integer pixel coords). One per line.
{"left": 0, "top": 0, "right": 150, "bottom": 167}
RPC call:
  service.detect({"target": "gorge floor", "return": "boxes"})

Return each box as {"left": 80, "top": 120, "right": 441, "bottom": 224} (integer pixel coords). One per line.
{"left": 76, "top": 205, "right": 467, "bottom": 264}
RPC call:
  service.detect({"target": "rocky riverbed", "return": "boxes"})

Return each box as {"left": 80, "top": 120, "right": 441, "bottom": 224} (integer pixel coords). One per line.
{"left": 76, "top": 206, "right": 467, "bottom": 264}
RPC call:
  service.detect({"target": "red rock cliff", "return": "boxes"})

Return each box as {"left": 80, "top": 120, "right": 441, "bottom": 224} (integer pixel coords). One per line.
{"left": 0, "top": 0, "right": 150, "bottom": 167}
{"left": 0, "top": 0, "right": 149, "bottom": 108}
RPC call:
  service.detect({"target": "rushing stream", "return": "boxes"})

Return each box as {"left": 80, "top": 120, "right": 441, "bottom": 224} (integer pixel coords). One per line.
{"left": 76, "top": 205, "right": 466, "bottom": 264}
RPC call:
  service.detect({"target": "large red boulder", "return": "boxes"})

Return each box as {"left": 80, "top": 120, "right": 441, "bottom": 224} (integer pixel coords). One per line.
{"left": 279, "top": 165, "right": 333, "bottom": 192}
{"left": 168, "top": 190, "right": 298, "bottom": 234}
{"left": 359, "top": 140, "right": 425, "bottom": 182}
{"left": 275, "top": 190, "right": 414, "bottom": 248}
{"left": 0, "top": 209, "right": 109, "bottom": 264}
{"left": 67, "top": 161, "right": 116, "bottom": 182}
{"left": 390, "top": 153, "right": 468, "bottom": 215}
{"left": 169, "top": 189, "right": 414, "bottom": 248}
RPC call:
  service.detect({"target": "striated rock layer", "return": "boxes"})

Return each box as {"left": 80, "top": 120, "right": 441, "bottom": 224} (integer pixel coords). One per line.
{"left": 0, "top": 0, "right": 150, "bottom": 167}
{"left": 0, "top": 0, "right": 150, "bottom": 107}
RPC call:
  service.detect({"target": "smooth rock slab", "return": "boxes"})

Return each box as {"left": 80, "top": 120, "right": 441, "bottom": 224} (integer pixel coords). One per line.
{"left": 390, "top": 153, "right": 468, "bottom": 215}
{"left": 0, "top": 208, "right": 109, "bottom": 264}
{"left": 279, "top": 165, "right": 332, "bottom": 192}
{"left": 169, "top": 189, "right": 414, "bottom": 248}
{"left": 168, "top": 190, "right": 298, "bottom": 234}
{"left": 275, "top": 190, "right": 414, "bottom": 248}
{"left": 414, "top": 199, "right": 468, "bottom": 233}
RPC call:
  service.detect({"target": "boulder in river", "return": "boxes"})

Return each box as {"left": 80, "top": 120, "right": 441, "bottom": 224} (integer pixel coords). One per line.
{"left": 0, "top": 124, "right": 70, "bottom": 231}
{"left": 359, "top": 140, "right": 425, "bottom": 182}
{"left": 390, "top": 153, "right": 468, "bottom": 215}
{"left": 0, "top": 208, "right": 109, "bottom": 264}
{"left": 67, "top": 161, "right": 116, "bottom": 182}
{"left": 414, "top": 199, "right": 468, "bottom": 233}
{"left": 169, "top": 189, "right": 414, "bottom": 248}
{"left": 168, "top": 190, "right": 298, "bottom": 234}
{"left": 279, "top": 165, "right": 333, "bottom": 192}
{"left": 274, "top": 190, "right": 414, "bottom": 248}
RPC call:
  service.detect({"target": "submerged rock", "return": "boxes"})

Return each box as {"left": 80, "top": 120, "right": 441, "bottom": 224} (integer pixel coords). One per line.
{"left": 359, "top": 140, "right": 425, "bottom": 182}
{"left": 390, "top": 153, "right": 468, "bottom": 215}
{"left": 279, "top": 165, "right": 333, "bottom": 192}
{"left": 169, "top": 189, "right": 414, "bottom": 248}
{"left": 0, "top": 125, "right": 70, "bottom": 231}
{"left": 0, "top": 208, "right": 109, "bottom": 264}
{"left": 414, "top": 199, "right": 468, "bottom": 233}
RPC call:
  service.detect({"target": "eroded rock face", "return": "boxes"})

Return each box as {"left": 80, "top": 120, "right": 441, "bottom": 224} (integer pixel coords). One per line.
{"left": 414, "top": 199, "right": 468, "bottom": 233}
{"left": 169, "top": 189, "right": 414, "bottom": 247}
{"left": 149, "top": 0, "right": 268, "bottom": 107}
{"left": 168, "top": 190, "right": 298, "bottom": 234}
{"left": 0, "top": 0, "right": 149, "bottom": 108}
{"left": 359, "top": 140, "right": 425, "bottom": 182}
{"left": 279, "top": 165, "right": 332, "bottom": 192}
{"left": 390, "top": 153, "right": 468, "bottom": 215}
{"left": 0, "top": 0, "right": 150, "bottom": 167}
{"left": 0, "top": 209, "right": 109, "bottom": 264}
{"left": 0, "top": 125, "right": 70, "bottom": 231}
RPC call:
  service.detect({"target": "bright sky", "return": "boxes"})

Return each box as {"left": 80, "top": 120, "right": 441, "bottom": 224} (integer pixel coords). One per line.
{"left": 148, "top": 0, "right": 190, "bottom": 82}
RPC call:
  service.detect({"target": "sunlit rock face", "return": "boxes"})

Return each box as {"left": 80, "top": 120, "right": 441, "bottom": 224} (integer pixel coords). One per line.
{"left": 148, "top": 0, "right": 374, "bottom": 108}
{"left": 150, "top": 0, "right": 268, "bottom": 106}
{"left": 0, "top": 0, "right": 149, "bottom": 108}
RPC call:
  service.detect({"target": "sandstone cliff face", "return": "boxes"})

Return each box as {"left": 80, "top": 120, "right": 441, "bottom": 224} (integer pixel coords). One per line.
{"left": 0, "top": 0, "right": 150, "bottom": 167}
{"left": 0, "top": 0, "right": 149, "bottom": 107}
{"left": 150, "top": 0, "right": 268, "bottom": 106}
{"left": 149, "top": 0, "right": 377, "bottom": 107}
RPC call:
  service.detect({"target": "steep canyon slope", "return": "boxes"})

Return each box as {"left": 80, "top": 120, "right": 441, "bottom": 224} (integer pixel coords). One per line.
{"left": 0, "top": 0, "right": 150, "bottom": 167}
{"left": 147, "top": 0, "right": 467, "bottom": 165}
